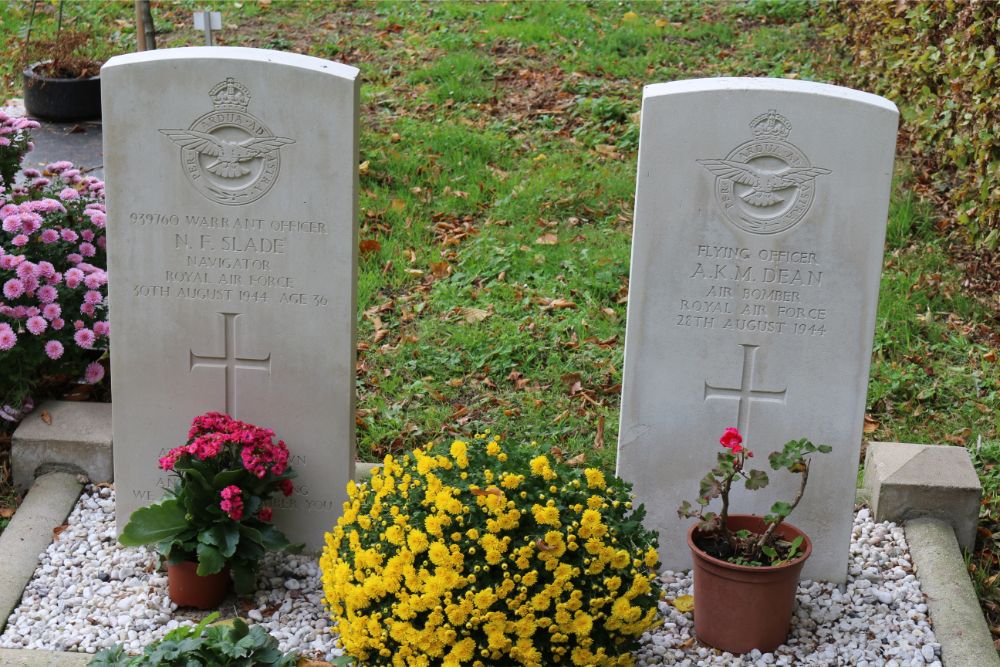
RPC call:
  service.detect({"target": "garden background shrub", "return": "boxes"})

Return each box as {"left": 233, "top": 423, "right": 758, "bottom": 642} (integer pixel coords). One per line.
{"left": 829, "top": 0, "right": 999, "bottom": 248}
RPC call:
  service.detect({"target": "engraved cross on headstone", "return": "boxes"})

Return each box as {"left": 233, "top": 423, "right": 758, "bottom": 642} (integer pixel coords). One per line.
{"left": 189, "top": 312, "right": 270, "bottom": 417}
{"left": 703, "top": 343, "right": 787, "bottom": 442}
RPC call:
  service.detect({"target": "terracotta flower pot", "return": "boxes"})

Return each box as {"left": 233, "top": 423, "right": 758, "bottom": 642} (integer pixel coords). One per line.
{"left": 166, "top": 560, "right": 230, "bottom": 609}
{"left": 687, "top": 514, "right": 811, "bottom": 654}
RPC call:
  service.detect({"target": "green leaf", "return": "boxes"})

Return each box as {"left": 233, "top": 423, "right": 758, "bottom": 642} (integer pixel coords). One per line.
{"left": 231, "top": 561, "right": 257, "bottom": 595}
{"left": 744, "top": 469, "right": 769, "bottom": 490}
{"left": 257, "top": 524, "right": 301, "bottom": 553}
{"left": 769, "top": 500, "right": 793, "bottom": 518}
{"left": 119, "top": 499, "right": 189, "bottom": 547}
{"left": 200, "top": 523, "right": 240, "bottom": 559}
{"left": 761, "top": 545, "right": 777, "bottom": 560}
{"left": 196, "top": 542, "right": 226, "bottom": 576}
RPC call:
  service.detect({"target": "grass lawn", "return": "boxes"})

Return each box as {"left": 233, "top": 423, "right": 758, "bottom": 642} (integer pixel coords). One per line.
{"left": 1, "top": 0, "right": 997, "bottom": 621}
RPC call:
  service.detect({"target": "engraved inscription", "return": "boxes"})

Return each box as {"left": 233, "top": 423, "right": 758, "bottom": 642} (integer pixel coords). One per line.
{"left": 126, "top": 212, "right": 332, "bottom": 309}
{"left": 190, "top": 312, "right": 271, "bottom": 417}
{"left": 698, "top": 110, "right": 830, "bottom": 234}
{"left": 161, "top": 78, "right": 294, "bottom": 206}
{"left": 704, "top": 344, "right": 787, "bottom": 442}
{"left": 674, "top": 243, "right": 828, "bottom": 337}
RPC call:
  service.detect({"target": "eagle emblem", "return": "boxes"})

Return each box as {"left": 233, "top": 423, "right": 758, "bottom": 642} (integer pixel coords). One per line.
{"left": 160, "top": 78, "right": 294, "bottom": 206}
{"left": 699, "top": 110, "right": 830, "bottom": 235}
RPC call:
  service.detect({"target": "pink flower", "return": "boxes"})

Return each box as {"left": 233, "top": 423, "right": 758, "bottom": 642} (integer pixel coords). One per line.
{"left": 46, "top": 161, "right": 73, "bottom": 173}
{"left": 65, "top": 268, "right": 83, "bottom": 288}
{"left": 1, "top": 215, "right": 20, "bottom": 232}
{"left": 26, "top": 316, "right": 47, "bottom": 335}
{"left": 80, "top": 229, "right": 94, "bottom": 242}
{"left": 15, "top": 262, "right": 35, "bottom": 280}
{"left": 37, "top": 261, "right": 55, "bottom": 278}
{"left": 0, "top": 324, "right": 16, "bottom": 350}
{"left": 258, "top": 507, "right": 273, "bottom": 522}
{"left": 84, "top": 290, "right": 102, "bottom": 305}
{"left": 84, "top": 272, "right": 105, "bottom": 289}
{"left": 84, "top": 362, "right": 105, "bottom": 384}
{"left": 93, "top": 320, "right": 109, "bottom": 336}
{"left": 44, "top": 340, "right": 64, "bottom": 360}
{"left": 42, "top": 303, "right": 61, "bottom": 320}
{"left": 219, "top": 485, "right": 244, "bottom": 521}
{"left": 60, "top": 229, "right": 79, "bottom": 243}
{"left": 74, "top": 328, "right": 95, "bottom": 349}
{"left": 37, "top": 285, "right": 57, "bottom": 303}
{"left": 3, "top": 278, "right": 23, "bottom": 299}
{"left": 79, "top": 243, "right": 96, "bottom": 257}
{"left": 11, "top": 234, "right": 27, "bottom": 247}
{"left": 40, "top": 229, "right": 59, "bottom": 244}
{"left": 719, "top": 427, "right": 745, "bottom": 454}
{"left": 51, "top": 317, "right": 65, "bottom": 330}
{"left": 66, "top": 253, "right": 82, "bottom": 264}
{"left": 279, "top": 479, "right": 294, "bottom": 497}
{"left": 80, "top": 303, "right": 95, "bottom": 316}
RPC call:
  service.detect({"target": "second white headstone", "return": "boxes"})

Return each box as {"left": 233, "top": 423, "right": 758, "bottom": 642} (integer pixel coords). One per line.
{"left": 617, "top": 78, "right": 898, "bottom": 582}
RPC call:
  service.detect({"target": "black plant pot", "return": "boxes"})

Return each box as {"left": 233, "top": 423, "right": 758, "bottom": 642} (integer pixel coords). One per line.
{"left": 23, "top": 61, "right": 101, "bottom": 122}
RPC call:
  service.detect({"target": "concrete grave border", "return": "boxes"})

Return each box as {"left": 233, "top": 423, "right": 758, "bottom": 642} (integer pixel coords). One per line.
{"left": 4, "top": 405, "right": 997, "bottom": 665}
{"left": 865, "top": 441, "right": 998, "bottom": 667}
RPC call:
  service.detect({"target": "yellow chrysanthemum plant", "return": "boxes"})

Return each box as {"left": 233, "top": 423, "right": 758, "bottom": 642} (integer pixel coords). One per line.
{"left": 320, "top": 434, "right": 662, "bottom": 666}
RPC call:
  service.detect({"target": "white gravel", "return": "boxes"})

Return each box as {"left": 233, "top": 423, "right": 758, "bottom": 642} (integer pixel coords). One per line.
{"left": 634, "top": 507, "right": 940, "bottom": 666}
{"left": 0, "top": 487, "right": 939, "bottom": 665}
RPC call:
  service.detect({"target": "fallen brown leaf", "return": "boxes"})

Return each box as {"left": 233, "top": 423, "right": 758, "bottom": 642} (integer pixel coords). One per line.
{"left": 566, "top": 452, "right": 586, "bottom": 466}
{"left": 535, "top": 233, "right": 558, "bottom": 245}
{"left": 594, "top": 414, "right": 606, "bottom": 450}
{"left": 40, "top": 410, "right": 52, "bottom": 425}
{"left": 0, "top": 507, "right": 14, "bottom": 519}
{"left": 862, "top": 415, "right": 878, "bottom": 433}
{"left": 359, "top": 239, "right": 381, "bottom": 255}
{"left": 459, "top": 307, "right": 491, "bottom": 323}
{"left": 53, "top": 523, "right": 69, "bottom": 540}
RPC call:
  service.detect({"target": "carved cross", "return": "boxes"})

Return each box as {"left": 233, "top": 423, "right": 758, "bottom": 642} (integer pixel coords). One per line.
{"left": 704, "top": 343, "right": 787, "bottom": 442}
{"left": 189, "top": 312, "right": 270, "bottom": 417}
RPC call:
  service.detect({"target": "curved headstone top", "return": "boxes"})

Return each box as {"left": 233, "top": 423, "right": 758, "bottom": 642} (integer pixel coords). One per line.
{"left": 643, "top": 77, "right": 898, "bottom": 115}
{"left": 103, "top": 46, "right": 360, "bottom": 81}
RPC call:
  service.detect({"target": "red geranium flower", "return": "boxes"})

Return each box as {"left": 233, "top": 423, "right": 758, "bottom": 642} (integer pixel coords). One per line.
{"left": 719, "top": 427, "right": 744, "bottom": 454}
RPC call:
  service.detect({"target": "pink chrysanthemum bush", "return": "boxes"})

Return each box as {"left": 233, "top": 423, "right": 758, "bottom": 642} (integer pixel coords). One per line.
{"left": 321, "top": 434, "right": 662, "bottom": 667}
{"left": 120, "top": 412, "right": 301, "bottom": 594}
{"left": 0, "top": 114, "right": 108, "bottom": 414}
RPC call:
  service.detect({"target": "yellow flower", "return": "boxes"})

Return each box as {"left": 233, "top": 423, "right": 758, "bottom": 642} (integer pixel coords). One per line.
{"left": 585, "top": 468, "right": 607, "bottom": 489}
{"left": 531, "top": 503, "right": 561, "bottom": 527}
{"left": 529, "top": 455, "right": 556, "bottom": 480}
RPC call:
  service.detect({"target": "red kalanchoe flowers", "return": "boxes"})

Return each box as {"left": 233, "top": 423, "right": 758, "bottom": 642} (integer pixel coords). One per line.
{"left": 219, "top": 484, "right": 244, "bottom": 521}
{"left": 719, "top": 427, "right": 745, "bottom": 454}
{"left": 279, "top": 479, "right": 294, "bottom": 497}
{"left": 258, "top": 507, "right": 273, "bottom": 522}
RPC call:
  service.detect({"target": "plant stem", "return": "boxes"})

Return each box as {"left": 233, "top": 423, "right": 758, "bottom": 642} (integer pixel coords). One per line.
{"left": 720, "top": 453, "right": 743, "bottom": 550}
{"left": 755, "top": 461, "right": 810, "bottom": 553}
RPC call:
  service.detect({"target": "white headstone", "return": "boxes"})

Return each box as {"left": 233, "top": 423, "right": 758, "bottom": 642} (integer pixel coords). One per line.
{"left": 102, "top": 47, "right": 359, "bottom": 550}
{"left": 617, "top": 78, "right": 897, "bottom": 582}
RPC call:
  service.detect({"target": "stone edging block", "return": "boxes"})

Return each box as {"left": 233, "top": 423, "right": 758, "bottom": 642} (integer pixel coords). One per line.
{"left": 0, "top": 472, "right": 84, "bottom": 634}
{"left": 12, "top": 401, "right": 112, "bottom": 492}
{"left": 905, "top": 518, "right": 1000, "bottom": 667}
{"left": 864, "top": 441, "right": 981, "bottom": 550}
{"left": 0, "top": 648, "right": 91, "bottom": 666}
